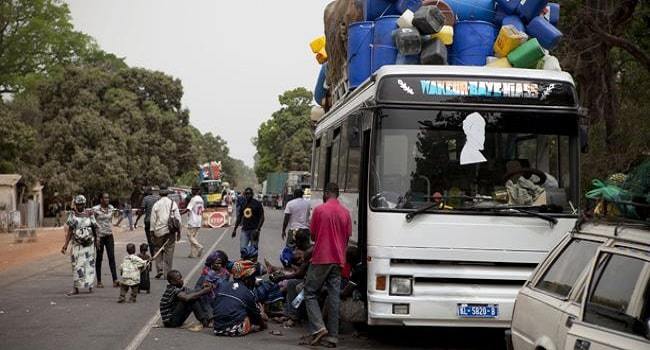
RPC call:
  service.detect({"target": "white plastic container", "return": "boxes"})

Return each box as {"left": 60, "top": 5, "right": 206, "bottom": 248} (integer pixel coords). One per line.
{"left": 537, "top": 55, "right": 561, "bottom": 71}
{"left": 398, "top": 9, "right": 415, "bottom": 28}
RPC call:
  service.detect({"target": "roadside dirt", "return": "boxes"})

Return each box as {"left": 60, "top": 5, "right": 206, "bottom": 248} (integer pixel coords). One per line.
{"left": 0, "top": 225, "right": 134, "bottom": 273}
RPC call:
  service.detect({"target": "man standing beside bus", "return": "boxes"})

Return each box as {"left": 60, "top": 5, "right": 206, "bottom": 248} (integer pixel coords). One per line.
{"left": 301, "top": 183, "right": 351, "bottom": 347}
{"left": 282, "top": 188, "right": 311, "bottom": 248}
{"left": 185, "top": 186, "right": 204, "bottom": 258}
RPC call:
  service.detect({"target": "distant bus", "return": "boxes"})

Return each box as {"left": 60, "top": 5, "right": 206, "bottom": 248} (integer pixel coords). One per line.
{"left": 309, "top": 66, "right": 582, "bottom": 328}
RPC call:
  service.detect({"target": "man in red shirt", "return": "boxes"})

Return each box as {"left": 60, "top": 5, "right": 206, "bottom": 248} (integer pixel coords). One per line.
{"left": 300, "top": 183, "right": 351, "bottom": 347}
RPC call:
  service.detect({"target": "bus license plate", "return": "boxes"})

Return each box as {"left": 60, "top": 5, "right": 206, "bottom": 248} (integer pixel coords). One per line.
{"left": 457, "top": 304, "right": 498, "bottom": 318}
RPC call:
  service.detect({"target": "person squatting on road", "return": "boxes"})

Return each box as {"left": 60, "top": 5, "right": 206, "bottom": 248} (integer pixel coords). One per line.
{"left": 118, "top": 243, "right": 147, "bottom": 303}
{"left": 231, "top": 187, "right": 264, "bottom": 250}
{"left": 185, "top": 186, "right": 205, "bottom": 258}
{"left": 92, "top": 192, "right": 119, "bottom": 288}
{"left": 300, "top": 182, "right": 352, "bottom": 347}
{"left": 61, "top": 195, "right": 98, "bottom": 296}
{"left": 282, "top": 188, "right": 311, "bottom": 249}
{"left": 150, "top": 185, "right": 182, "bottom": 279}
{"left": 160, "top": 270, "right": 212, "bottom": 329}
{"left": 212, "top": 260, "right": 267, "bottom": 337}
{"left": 140, "top": 187, "right": 160, "bottom": 257}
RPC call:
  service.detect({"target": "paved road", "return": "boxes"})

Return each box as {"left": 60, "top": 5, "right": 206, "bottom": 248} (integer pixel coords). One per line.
{"left": 0, "top": 209, "right": 506, "bottom": 350}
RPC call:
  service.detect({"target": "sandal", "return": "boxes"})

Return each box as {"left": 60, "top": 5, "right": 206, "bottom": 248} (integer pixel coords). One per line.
{"left": 298, "top": 328, "right": 328, "bottom": 346}
{"left": 96, "top": 282, "right": 104, "bottom": 288}
{"left": 65, "top": 289, "right": 79, "bottom": 297}
{"left": 319, "top": 340, "right": 337, "bottom": 348}
{"left": 283, "top": 319, "right": 296, "bottom": 328}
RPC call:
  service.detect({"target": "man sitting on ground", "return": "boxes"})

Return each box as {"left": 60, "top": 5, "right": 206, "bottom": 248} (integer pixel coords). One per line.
{"left": 159, "top": 270, "right": 212, "bottom": 330}
{"left": 212, "top": 261, "right": 266, "bottom": 337}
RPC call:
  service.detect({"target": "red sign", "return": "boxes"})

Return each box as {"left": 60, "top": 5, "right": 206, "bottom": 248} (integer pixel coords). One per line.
{"left": 207, "top": 212, "right": 226, "bottom": 228}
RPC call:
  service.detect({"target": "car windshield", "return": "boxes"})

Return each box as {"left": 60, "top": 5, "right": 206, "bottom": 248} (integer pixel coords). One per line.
{"left": 370, "top": 108, "right": 579, "bottom": 212}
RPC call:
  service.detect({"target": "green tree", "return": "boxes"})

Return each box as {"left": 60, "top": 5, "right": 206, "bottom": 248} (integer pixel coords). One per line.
{"left": 254, "top": 88, "right": 314, "bottom": 182}
{"left": 0, "top": 0, "right": 97, "bottom": 93}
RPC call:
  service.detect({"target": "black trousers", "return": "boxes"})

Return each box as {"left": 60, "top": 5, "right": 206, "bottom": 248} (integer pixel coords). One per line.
{"left": 96, "top": 235, "right": 117, "bottom": 282}
{"left": 144, "top": 221, "right": 155, "bottom": 256}
{"left": 164, "top": 298, "right": 212, "bottom": 328}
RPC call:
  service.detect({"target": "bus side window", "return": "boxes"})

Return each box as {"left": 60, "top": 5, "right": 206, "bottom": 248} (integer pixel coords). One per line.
{"left": 312, "top": 138, "right": 321, "bottom": 190}
{"left": 326, "top": 127, "right": 341, "bottom": 185}
{"left": 346, "top": 118, "right": 361, "bottom": 192}
{"left": 338, "top": 122, "right": 349, "bottom": 189}
{"left": 318, "top": 136, "right": 327, "bottom": 190}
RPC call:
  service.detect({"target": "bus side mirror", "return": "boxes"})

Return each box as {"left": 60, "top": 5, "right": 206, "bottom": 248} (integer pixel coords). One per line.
{"left": 580, "top": 126, "right": 589, "bottom": 154}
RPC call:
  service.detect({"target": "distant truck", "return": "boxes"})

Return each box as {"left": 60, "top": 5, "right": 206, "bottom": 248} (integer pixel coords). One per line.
{"left": 263, "top": 172, "right": 288, "bottom": 209}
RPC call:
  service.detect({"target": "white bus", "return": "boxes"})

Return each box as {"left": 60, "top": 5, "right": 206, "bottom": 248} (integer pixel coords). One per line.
{"left": 310, "top": 66, "right": 582, "bottom": 328}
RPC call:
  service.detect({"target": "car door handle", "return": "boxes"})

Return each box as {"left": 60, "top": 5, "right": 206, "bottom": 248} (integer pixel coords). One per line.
{"left": 565, "top": 315, "right": 575, "bottom": 328}
{"left": 574, "top": 339, "right": 590, "bottom": 350}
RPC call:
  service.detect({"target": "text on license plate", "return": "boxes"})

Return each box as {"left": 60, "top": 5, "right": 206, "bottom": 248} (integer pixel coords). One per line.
{"left": 457, "top": 304, "right": 498, "bottom": 318}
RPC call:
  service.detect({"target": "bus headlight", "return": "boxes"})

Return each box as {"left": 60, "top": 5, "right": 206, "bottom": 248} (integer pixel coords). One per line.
{"left": 390, "top": 276, "right": 413, "bottom": 296}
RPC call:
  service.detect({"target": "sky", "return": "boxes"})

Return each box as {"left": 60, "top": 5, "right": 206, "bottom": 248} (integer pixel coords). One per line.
{"left": 66, "top": 0, "right": 332, "bottom": 167}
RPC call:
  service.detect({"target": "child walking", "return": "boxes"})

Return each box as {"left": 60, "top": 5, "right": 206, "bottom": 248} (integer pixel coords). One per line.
{"left": 137, "top": 243, "right": 152, "bottom": 294}
{"left": 118, "top": 243, "right": 146, "bottom": 303}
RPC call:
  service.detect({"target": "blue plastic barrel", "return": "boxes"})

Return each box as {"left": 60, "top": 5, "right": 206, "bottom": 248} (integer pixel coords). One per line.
{"left": 545, "top": 3, "right": 560, "bottom": 26}
{"left": 314, "top": 63, "right": 328, "bottom": 105}
{"left": 449, "top": 21, "right": 497, "bottom": 66}
{"left": 502, "top": 15, "right": 525, "bottom": 32}
{"left": 364, "top": 0, "right": 399, "bottom": 21}
{"left": 445, "top": 0, "right": 496, "bottom": 22}
{"left": 493, "top": 3, "right": 508, "bottom": 25}
{"left": 396, "top": 53, "right": 419, "bottom": 64}
{"left": 371, "top": 45, "right": 398, "bottom": 73}
{"left": 373, "top": 16, "right": 399, "bottom": 46}
{"left": 519, "top": 0, "right": 548, "bottom": 22}
{"left": 496, "top": 0, "right": 519, "bottom": 15}
{"left": 526, "top": 16, "right": 562, "bottom": 49}
{"left": 395, "top": 0, "right": 421, "bottom": 13}
{"left": 348, "top": 21, "right": 374, "bottom": 88}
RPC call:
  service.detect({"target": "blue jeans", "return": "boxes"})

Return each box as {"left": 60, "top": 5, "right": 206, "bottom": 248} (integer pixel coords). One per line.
{"left": 240, "top": 229, "right": 258, "bottom": 250}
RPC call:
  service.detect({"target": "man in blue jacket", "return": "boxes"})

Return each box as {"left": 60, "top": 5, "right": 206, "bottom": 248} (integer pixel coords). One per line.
{"left": 212, "top": 260, "right": 266, "bottom": 336}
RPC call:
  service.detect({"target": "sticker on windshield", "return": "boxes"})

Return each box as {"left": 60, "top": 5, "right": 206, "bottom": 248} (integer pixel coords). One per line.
{"left": 460, "top": 112, "right": 487, "bottom": 165}
{"left": 397, "top": 79, "right": 415, "bottom": 95}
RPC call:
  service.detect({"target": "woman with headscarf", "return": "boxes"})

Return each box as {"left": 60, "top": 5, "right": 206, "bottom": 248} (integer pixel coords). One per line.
{"left": 60, "top": 195, "right": 99, "bottom": 296}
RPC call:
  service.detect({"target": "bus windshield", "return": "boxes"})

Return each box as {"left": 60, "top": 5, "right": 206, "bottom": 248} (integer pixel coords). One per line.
{"left": 370, "top": 108, "right": 579, "bottom": 213}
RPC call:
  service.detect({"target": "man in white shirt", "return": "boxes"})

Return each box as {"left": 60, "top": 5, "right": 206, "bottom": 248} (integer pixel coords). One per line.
{"left": 185, "top": 186, "right": 204, "bottom": 258}
{"left": 282, "top": 188, "right": 311, "bottom": 248}
{"left": 150, "top": 185, "right": 182, "bottom": 279}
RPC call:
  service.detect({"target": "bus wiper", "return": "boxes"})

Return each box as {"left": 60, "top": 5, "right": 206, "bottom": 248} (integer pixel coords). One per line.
{"left": 473, "top": 206, "right": 559, "bottom": 227}
{"left": 405, "top": 202, "right": 441, "bottom": 222}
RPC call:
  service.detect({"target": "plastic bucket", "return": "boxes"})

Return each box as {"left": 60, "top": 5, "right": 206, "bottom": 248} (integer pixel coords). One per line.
{"left": 526, "top": 16, "right": 562, "bottom": 49}
{"left": 348, "top": 21, "right": 374, "bottom": 88}
{"left": 314, "top": 63, "right": 328, "bottom": 105}
{"left": 374, "top": 15, "right": 400, "bottom": 45}
{"left": 449, "top": 21, "right": 497, "bottom": 66}
{"left": 494, "top": 3, "right": 508, "bottom": 24}
{"left": 445, "top": 0, "right": 496, "bottom": 22}
{"left": 519, "top": 0, "right": 548, "bottom": 22}
{"left": 496, "top": 0, "right": 520, "bottom": 15}
{"left": 364, "top": 0, "right": 400, "bottom": 21}
{"left": 544, "top": 3, "right": 560, "bottom": 26}
{"left": 371, "top": 44, "right": 398, "bottom": 73}
{"left": 502, "top": 15, "right": 525, "bottom": 32}
{"left": 395, "top": 0, "right": 421, "bottom": 13}
{"left": 507, "top": 38, "right": 544, "bottom": 68}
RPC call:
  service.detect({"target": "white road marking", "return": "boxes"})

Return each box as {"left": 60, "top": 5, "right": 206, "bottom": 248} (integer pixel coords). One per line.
{"left": 124, "top": 229, "right": 227, "bottom": 350}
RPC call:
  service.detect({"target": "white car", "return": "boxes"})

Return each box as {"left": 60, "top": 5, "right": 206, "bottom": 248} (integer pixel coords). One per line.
{"left": 508, "top": 219, "right": 650, "bottom": 350}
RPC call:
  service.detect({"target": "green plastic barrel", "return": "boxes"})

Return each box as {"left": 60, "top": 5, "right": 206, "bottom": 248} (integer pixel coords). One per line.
{"left": 507, "top": 38, "right": 544, "bottom": 68}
